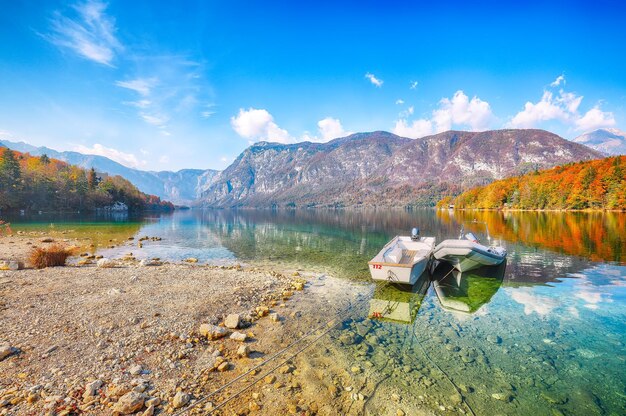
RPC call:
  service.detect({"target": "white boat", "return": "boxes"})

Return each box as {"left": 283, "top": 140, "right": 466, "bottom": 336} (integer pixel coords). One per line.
{"left": 368, "top": 228, "right": 435, "bottom": 285}
{"left": 433, "top": 224, "right": 506, "bottom": 272}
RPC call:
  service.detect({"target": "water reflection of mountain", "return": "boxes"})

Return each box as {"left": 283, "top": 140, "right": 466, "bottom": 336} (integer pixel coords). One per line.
{"left": 189, "top": 209, "right": 460, "bottom": 279}
{"left": 156, "top": 209, "right": 616, "bottom": 283}
{"left": 437, "top": 209, "right": 626, "bottom": 264}
{"left": 432, "top": 262, "right": 506, "bottom": 314}
{"left": 368, "top": 272, "right": 430, "bottom": 324}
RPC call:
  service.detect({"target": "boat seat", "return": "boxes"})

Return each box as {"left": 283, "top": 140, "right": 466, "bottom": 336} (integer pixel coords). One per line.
{"left": 398, "top": 249, "right": 418, "bottom": 264}
{"left": 385, "top": 247, "right": 403, "bottom": 263}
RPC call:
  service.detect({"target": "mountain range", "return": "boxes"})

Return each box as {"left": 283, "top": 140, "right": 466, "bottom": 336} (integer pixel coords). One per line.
{"left": 1, "top": 128, "right": 606, "bottom": 207}
{"left": 199, "top": 129, "right": 601, "bottom": 208}
{"left": 573, "top": 128, "right": 626, "bottom": 156}
{"left": 0, "top": 140, "right": 219, "bottom": 205}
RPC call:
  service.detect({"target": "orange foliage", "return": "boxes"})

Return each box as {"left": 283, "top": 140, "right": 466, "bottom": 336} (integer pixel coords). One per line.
{"left": 448, "top": 156, "right": 626, "bottom": 210}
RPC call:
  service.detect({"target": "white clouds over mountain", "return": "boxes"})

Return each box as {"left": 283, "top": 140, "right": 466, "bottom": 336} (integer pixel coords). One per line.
{"left": 317, "top": 117, "right": 351, "bottom": 142}
{"left": 392, "top": 90, "right": 495, "bottom": 139}
{"left": 231, "top": 108, "right": 292, "bottom": 144}
{"left": 510, "top": 76, "right": 615, "bottom": 132}
{"left": 231, "top": 110, "right": 352, "bottom": 144}
{"left": 74, "top": 143, "right": 145, "bottom": 168}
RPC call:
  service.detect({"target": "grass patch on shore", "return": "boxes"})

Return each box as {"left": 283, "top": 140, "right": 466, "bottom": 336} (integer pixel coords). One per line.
{"left": 28, "top": 245, "right": 74, "bottom": 269}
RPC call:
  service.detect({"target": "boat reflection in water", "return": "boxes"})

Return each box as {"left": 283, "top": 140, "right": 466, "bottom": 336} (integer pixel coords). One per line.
{"left": 368, "top": 270, "right": 430, "bottom": 324}
{"left": 431, "top": 261, "right": 506, "bottom": 314}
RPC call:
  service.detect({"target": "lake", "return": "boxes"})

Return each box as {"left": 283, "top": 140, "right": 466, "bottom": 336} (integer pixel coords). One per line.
{"left": 6, "top": 209, "right": 626, "bottom": 415}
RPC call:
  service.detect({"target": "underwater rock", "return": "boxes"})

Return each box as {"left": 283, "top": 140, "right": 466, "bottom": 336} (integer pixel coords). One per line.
{"left": 339, "top": 332, "right": 357, "bottom": 346}
{"left": 355, "top": 323, "right": 370, "bottom": 337}
{"left": 540, "top": 392, "right": 568, "bottom": 405}
{"left": 449, "top": 392, "right": 463, "bottom": 405}
{"left": 491, "top": 392, "right": 512, "bottom": 402}
{"left": 487, "top": 335, "right": 502, "bottom": 344}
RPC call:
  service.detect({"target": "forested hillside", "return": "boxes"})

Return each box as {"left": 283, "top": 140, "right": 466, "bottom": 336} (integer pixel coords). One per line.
{"left": 0, "top": 148, "right": 173, "bottom": 212}
{"left": 442, "top": 156, "right": 626, "bottom": 210}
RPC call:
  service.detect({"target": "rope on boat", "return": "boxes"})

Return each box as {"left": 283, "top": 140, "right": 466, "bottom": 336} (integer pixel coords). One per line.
{"left": 172, "top": 289, "right": 374, "bottom": 416}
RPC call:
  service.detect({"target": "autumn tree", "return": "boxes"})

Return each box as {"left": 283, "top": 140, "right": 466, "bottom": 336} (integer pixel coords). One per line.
{"left": 87, "top": 167, "right": 99, "bottom": 190}
{"left": 0, "top": 148, "right": 22, "bottom": 209}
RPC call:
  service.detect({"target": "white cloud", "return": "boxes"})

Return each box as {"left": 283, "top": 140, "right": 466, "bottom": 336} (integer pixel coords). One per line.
{"left": 115, "top": 57, "right": 211, "bottom": 130}
{"left": 550, "top": 74, "right": 566, "bottom": 87}
{"left": 300, "top": 117, "right": 352, "bottom": 143}
{"left": 74, "top": 143, "right": 145, "bottom": 168}
{"left": 316, "top": 117, "right": 351, "bottom": 142}
{"left": 140, "top": 113, "right": 169, "bottom": 127}
{"left": 410, "top": 81, "right": 418, "bottom": 90}
{"left": 399, "top": 106, "right": 414, "bottom": 118}
{"left": 393, "top": 119, "right": 433, "bottom": 139}
{"left": 392, "top": 90, "right": 494, "bottom": 138}
{"left": 0, "top": 130, "right": 14, "bottom": 140}
{"left": 365, "top": 72, "right": 383, "bottom": 87}
{"left": 510, "top": 91, "right": 572, "bottom": 128}
{"left": 45, "top": 0, "right": 122, "bottom": 66}
{"left": 200, "top": 104, "right": 216, "bottom": 119}
{"left": 231, "top": 108, "right": 292, "bottom": 144}
{"left": 575, "top": 107, "right": 616, "bottom": 131}
{"left": 115, "top": 78, "right": 157, "bottom": 96}
{"left": 395, "top": 99, "right": 404, "bottom": 105}
{"left": 124, "top": 99, "right": 152, "bottom": 109}
{"left": 433, "top": 91, "right": 494, "bottom": 131}
{"left": 158, "top": 155, "right": 170, "bottom": 164}
{"left": 509, "top": 78, "right": 616, "bottom": 132}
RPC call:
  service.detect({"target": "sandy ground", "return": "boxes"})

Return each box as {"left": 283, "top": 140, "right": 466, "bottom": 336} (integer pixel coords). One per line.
{"left": 1, "top": 233, "right": 390, "bottom": 416}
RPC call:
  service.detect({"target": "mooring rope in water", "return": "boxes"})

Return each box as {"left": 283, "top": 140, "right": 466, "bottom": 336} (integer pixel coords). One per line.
{"left": 172, "top": 289, "right": 374, "bottom": 416}
{"left": 410, "top": 319, "right": 477, "bottom": 416}
{"left": 204, "top": 315, "right": 348, "bottom": 415}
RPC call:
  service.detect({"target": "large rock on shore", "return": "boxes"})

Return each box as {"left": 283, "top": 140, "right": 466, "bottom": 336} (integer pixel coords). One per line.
{"left": 0, "top": 344, "right": 16, "bottom": 360}
{"left": 224, "top": 313, "right": 241, "bottom": 329}
{"left": 199, "top": 324, "right": 228, "bottom": 340}
{"left": 83, "top": 379, "right": 103, "bottom": 400}
{"left": 97, "top": 258, "right": 116, "bottom": 268}
{"left": 113, "top": 391, "right": 146, "bottom": 414}
{"left": 0, "top": 260, "right": 22, "bottom": 271}
{"left": 172, "top": 391, "right": 190, "bottom": 409}
{"left": 230, "top": 331, "right": 247, "bottom": 342}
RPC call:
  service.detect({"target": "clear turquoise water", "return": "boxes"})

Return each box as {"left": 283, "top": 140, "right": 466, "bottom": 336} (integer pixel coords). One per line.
{"left": 6, "top": 209, "right": 626, "bottom": 414}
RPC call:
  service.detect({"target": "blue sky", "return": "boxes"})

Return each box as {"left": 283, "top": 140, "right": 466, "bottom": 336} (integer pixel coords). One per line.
{"left": 0, "top": 0, "right": 625, "bottom": 171}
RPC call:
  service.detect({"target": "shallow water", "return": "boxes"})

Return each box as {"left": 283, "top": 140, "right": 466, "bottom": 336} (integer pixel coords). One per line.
{"left": 6, "top": 209, "right": 626, "bottom": 415}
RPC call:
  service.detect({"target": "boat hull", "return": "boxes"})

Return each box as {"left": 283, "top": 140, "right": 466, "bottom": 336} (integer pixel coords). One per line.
{"left": 433, "top": 240, "right": 505, "bottom": 272}
{"left": 369, "top": 259, "right": 429, "bottom": 285}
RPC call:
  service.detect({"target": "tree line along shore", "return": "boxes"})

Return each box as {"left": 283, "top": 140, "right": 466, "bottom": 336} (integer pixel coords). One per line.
{"left": 438, "top": 156, "right": 626, "bottom": 211}
{"left": 0, "top": 148, "right": 173, "bottom": 213}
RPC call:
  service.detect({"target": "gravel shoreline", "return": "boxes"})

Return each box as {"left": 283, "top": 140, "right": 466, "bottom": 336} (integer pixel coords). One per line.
{"left": 0, "top": 233, "right": 374, "bottom": 416}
